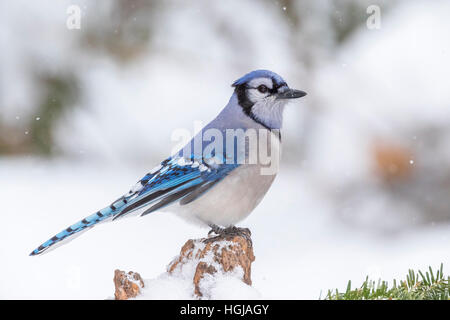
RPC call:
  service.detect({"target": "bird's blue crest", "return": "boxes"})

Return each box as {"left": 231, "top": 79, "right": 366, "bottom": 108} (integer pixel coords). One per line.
{"left": 232, "top": 70, "right": 286, "bottom": 87}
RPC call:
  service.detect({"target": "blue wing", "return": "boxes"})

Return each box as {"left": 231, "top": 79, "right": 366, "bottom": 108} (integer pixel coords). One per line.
{"left": 112, "top": 154, "right": 240, "bottom": 220}
{"left": 30, "top": 154, "right": 239, "bottom": 256}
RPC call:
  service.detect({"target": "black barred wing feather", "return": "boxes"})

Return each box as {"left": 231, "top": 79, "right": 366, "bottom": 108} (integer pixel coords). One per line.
{"left": 112, "top": 155, "right": 239, "bottom": 220}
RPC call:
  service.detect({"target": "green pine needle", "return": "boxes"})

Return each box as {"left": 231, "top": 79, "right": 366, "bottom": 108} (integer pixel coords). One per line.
{"left": 325, "top": 263, "right": 450, "bottom": 300}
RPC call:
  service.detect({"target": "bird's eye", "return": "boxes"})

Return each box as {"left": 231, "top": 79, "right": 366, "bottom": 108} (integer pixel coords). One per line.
{"left": 257, "top": 85, "right": 268, "bottom": 93}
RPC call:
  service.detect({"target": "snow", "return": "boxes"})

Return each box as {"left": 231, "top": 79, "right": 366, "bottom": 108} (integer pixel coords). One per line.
{"left": 199, "top": 272, "right": 261, "bottom": 300}
{"left": 1, "top": 158, "right": 450, "bottom": 299}
{"left": 136, "top": 238, "right": 261, "bottom": 300}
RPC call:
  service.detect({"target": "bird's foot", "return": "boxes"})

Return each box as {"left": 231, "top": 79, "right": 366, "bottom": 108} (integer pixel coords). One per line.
{"left": 207, "top": 224, "right": 252, "bottom": 242}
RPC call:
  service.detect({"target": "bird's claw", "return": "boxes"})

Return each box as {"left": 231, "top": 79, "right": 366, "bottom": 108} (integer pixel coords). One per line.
{"left": 207, "top": 224, "right": 252, "bottom": 241}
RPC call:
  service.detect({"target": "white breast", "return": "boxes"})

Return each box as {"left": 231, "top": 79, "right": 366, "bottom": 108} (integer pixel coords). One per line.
{"left": 170, "top": 129, "right": 282, "bottom": 227}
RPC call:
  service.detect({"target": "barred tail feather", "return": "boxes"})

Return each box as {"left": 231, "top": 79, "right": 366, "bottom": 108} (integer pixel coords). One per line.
{"left": 29, "top": 200, "right": 125, "bottom": 256}
{"left": 29, "top": 155, "right": 237, "bottom": 256}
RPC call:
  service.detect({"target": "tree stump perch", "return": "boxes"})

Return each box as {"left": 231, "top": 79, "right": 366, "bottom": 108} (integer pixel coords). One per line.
{"left": 113, "top": 229, "right": 255, "bottom": 299}
{"left": 113, "top": 270, "right": 145, "bottom": 300}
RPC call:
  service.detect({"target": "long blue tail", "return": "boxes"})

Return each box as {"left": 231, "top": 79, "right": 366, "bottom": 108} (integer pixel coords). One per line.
{"left": 29, "top": 198, "right": 128, "bottom": 256}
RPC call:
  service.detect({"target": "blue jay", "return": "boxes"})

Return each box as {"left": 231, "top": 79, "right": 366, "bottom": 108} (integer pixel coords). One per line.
{"left": 30, "top": 70, "right": 306, "bottom": 256}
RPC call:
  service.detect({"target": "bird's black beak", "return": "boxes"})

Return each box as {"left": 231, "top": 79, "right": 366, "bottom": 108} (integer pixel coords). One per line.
{"left": 276, "top": 88, "right": 307, "bottom": 100}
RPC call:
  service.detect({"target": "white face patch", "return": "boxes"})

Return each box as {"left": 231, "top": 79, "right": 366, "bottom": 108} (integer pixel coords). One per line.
{"left": 250, "top": 97, "right": 288, "bottom": 129}
{"left": 247, "top": 88, "right": 267, "bottom": 103}
{"left": 246, "top": 77, "right": 274, "bottom": 103}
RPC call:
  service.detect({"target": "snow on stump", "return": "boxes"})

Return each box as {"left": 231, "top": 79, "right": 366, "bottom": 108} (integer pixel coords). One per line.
{"left": 113, "top": 270, "right": 145, "bottom": 300}
{"left": 168, "top": 229, "right": 255, "bottom": 297}
{"left": 111, "top": 228, "right": 256, "bottom": 299}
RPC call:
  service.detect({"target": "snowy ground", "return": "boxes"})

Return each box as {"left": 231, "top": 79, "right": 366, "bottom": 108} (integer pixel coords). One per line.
{"left": 1, "top": 157, "right": 449, "bottom": 299}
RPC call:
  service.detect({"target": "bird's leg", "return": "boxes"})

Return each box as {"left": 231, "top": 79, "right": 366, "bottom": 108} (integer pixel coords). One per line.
{"left": 208, "top": 223, "right": 224, "bottom": 236}
{"left": 208, "top": 224, "right": 252, "bottom": 240}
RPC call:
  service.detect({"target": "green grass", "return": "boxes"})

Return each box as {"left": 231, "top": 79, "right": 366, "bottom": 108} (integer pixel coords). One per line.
{"left": 325, "top": 263, "right": 450, "bottom": 300}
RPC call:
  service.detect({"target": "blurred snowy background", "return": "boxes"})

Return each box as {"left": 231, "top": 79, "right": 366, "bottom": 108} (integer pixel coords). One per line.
{"left": 1, "top": 0, "right": 450, "bottom": 299}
